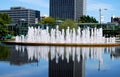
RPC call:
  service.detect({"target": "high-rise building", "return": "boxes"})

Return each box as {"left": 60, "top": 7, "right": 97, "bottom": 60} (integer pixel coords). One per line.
{"left": 50, "top": 0, "right": 86, "bottom": 21}
{"left": 0, "top": 7, "right": 40, "bottom": 24}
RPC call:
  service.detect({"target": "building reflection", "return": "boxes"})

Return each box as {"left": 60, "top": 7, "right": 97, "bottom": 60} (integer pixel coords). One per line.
{"left": 9, "top": 46, "right": 38, "bottom": 65}
{"left": 49, "top": 53, "right": 85, "bottom": 77}
{"left": 110, "top": 47, "right": 120, "bottom": 59}
{"left": 0, "top": 45, "right": 117, "bottom": 76}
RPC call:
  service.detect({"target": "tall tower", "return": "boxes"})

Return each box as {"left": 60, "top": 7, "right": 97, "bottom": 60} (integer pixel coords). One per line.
{"left": 50, "top": 0, "right": 86, "bottom": 21}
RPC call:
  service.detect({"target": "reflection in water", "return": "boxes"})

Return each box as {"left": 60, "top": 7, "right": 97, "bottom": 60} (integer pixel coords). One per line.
{"left": 14, "top": 46, "right": 116, "bottom": 77}
{"left": 0, "top": 45, "right": 10, "bottom": 60}
{"left": 15, "top": 45, "right": 115, "bottom": 64}
{"left": 0, "top": 45, "right": 118, "bottom": 77}
{"left": 49, "top": 50, "right": 85, "bottom": 77}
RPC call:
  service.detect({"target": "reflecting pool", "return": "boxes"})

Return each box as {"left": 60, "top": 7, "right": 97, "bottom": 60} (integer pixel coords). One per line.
{"left": 0, "top": 44, "right": 120, "bottom": 77}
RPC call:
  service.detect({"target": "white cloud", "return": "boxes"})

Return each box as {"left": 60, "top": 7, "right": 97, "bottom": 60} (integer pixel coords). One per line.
{"left": 88, "top": 3, "right": 113, "bottom": 11}
{"left": 87, "top": 0, "right": 115, "bottom": 22}
{"left": 87, "top": 0, "right": 114, "bottom": 11}
{"left": 17, "top": 0, "right": 49, "bottom": 8}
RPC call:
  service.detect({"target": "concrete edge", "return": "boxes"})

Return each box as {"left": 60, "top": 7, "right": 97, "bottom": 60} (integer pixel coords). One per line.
{"left": 1, "top": 41, "right": 120, "bottom": 47}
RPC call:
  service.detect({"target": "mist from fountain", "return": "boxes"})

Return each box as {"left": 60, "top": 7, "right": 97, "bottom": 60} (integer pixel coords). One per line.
{"left": 15, "top": 26, "right": 115, "bottom": 44}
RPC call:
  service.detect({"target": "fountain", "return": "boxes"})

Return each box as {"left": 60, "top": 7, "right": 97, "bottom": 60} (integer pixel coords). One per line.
{"left": 16, "top": 26, "right": 115, "bottom": 43}
{"left": 2, "top": 26, "right": 119, "bottom": 46}
{"left": 13, "top": 26, "right": 117, "bottom": 46}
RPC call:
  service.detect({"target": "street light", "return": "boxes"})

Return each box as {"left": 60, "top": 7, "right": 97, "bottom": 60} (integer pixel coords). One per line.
{"left": 99, "top": 8, "right": 107, "bottom": 27}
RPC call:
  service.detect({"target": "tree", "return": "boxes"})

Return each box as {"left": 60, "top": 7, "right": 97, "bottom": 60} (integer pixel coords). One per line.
{"left": 0, "top": 13, "right": 11, "bottom": 39}
{"left": 40, "top": 17, "right": 55, "bottom": 25}
{"left": 79, "top": 15, "right": 98, "bottom": 23}
{"left": 58, "top": 19, "right": 78, "bottom": 31}
{"left": 0, "top": 13, "right": 11, "bottom": 25}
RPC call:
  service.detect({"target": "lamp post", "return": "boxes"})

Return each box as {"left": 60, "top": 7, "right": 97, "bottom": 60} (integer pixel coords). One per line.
{"left": 99, "top": 8, "right": 107, "bottom": 27}
{"left": 99, "top": 9, "right": 102, "bottom": 25}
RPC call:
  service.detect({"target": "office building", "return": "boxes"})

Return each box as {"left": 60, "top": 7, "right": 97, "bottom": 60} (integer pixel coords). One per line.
{"left": 50, "top": 0, "right": 86, "bottom": 21}
{"left": 111, "top": 16, "right": 120, "bottom": 25}
{"left": 0, "top": 7, "right": 40, "bottom": 24}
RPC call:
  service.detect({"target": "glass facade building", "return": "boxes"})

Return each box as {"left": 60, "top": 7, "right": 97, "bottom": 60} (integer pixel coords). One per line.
{"left": 50, "top": 0, "right": 86, "bottom": 21}
{"left": 0, "top": 7, "right": 40, "bottom": 24}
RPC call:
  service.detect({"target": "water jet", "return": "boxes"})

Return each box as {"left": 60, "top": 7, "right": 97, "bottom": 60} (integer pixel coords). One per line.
{"left": 2, "top": 26, "right": 119, "bottom": 47}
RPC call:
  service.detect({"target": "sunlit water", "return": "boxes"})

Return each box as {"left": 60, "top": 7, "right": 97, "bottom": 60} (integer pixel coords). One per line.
{"left": 0, "top": 44, "right": 120, "bottom": 77}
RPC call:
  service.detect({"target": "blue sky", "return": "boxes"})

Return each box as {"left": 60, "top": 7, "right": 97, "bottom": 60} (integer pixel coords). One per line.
{"left": 0, "top": 0, "right": 120, "bottom": 22}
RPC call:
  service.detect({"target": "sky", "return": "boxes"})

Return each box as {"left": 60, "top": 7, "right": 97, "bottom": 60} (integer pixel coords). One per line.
{"left": 0, "top": 0, "right": 120, "bottom": 22}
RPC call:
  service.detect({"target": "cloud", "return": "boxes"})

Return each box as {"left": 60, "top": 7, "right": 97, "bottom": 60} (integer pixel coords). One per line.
{"left": 87, "top": 0, "right": 115, "bottom": 22}
{"left": 88, "top": 3, "right": 113, "bottom": 11}
{"left": 17, "top": 0, "right": 49, "bottom": 8}
{"left": 87, "top": 0, "right": 114, "bottom": 11}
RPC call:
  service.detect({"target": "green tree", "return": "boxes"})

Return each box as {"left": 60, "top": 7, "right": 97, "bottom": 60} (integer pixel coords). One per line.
{"left": 0, "top": 13, "right": 11, "bottom": 39}
{"left": 40, "top": 17, "right": 55, "bottom": 25}
{"left": 79, "top": 15, "right": 98, "bottom": 23}
{"left": 58, "top": 19, "right": 78, "bottom": 31}
{"left": 0, "top": 13, "right": 11, "bottom": 24}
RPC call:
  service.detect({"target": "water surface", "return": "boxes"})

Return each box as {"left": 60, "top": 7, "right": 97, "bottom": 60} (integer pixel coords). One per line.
{"left": 0, "top": 44, "right": 120, "bottom": 77}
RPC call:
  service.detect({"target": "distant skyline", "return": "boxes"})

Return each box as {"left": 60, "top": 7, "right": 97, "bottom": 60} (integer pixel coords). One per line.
{"left": 0, "top": 0, "right": 120, "bottom": 22}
